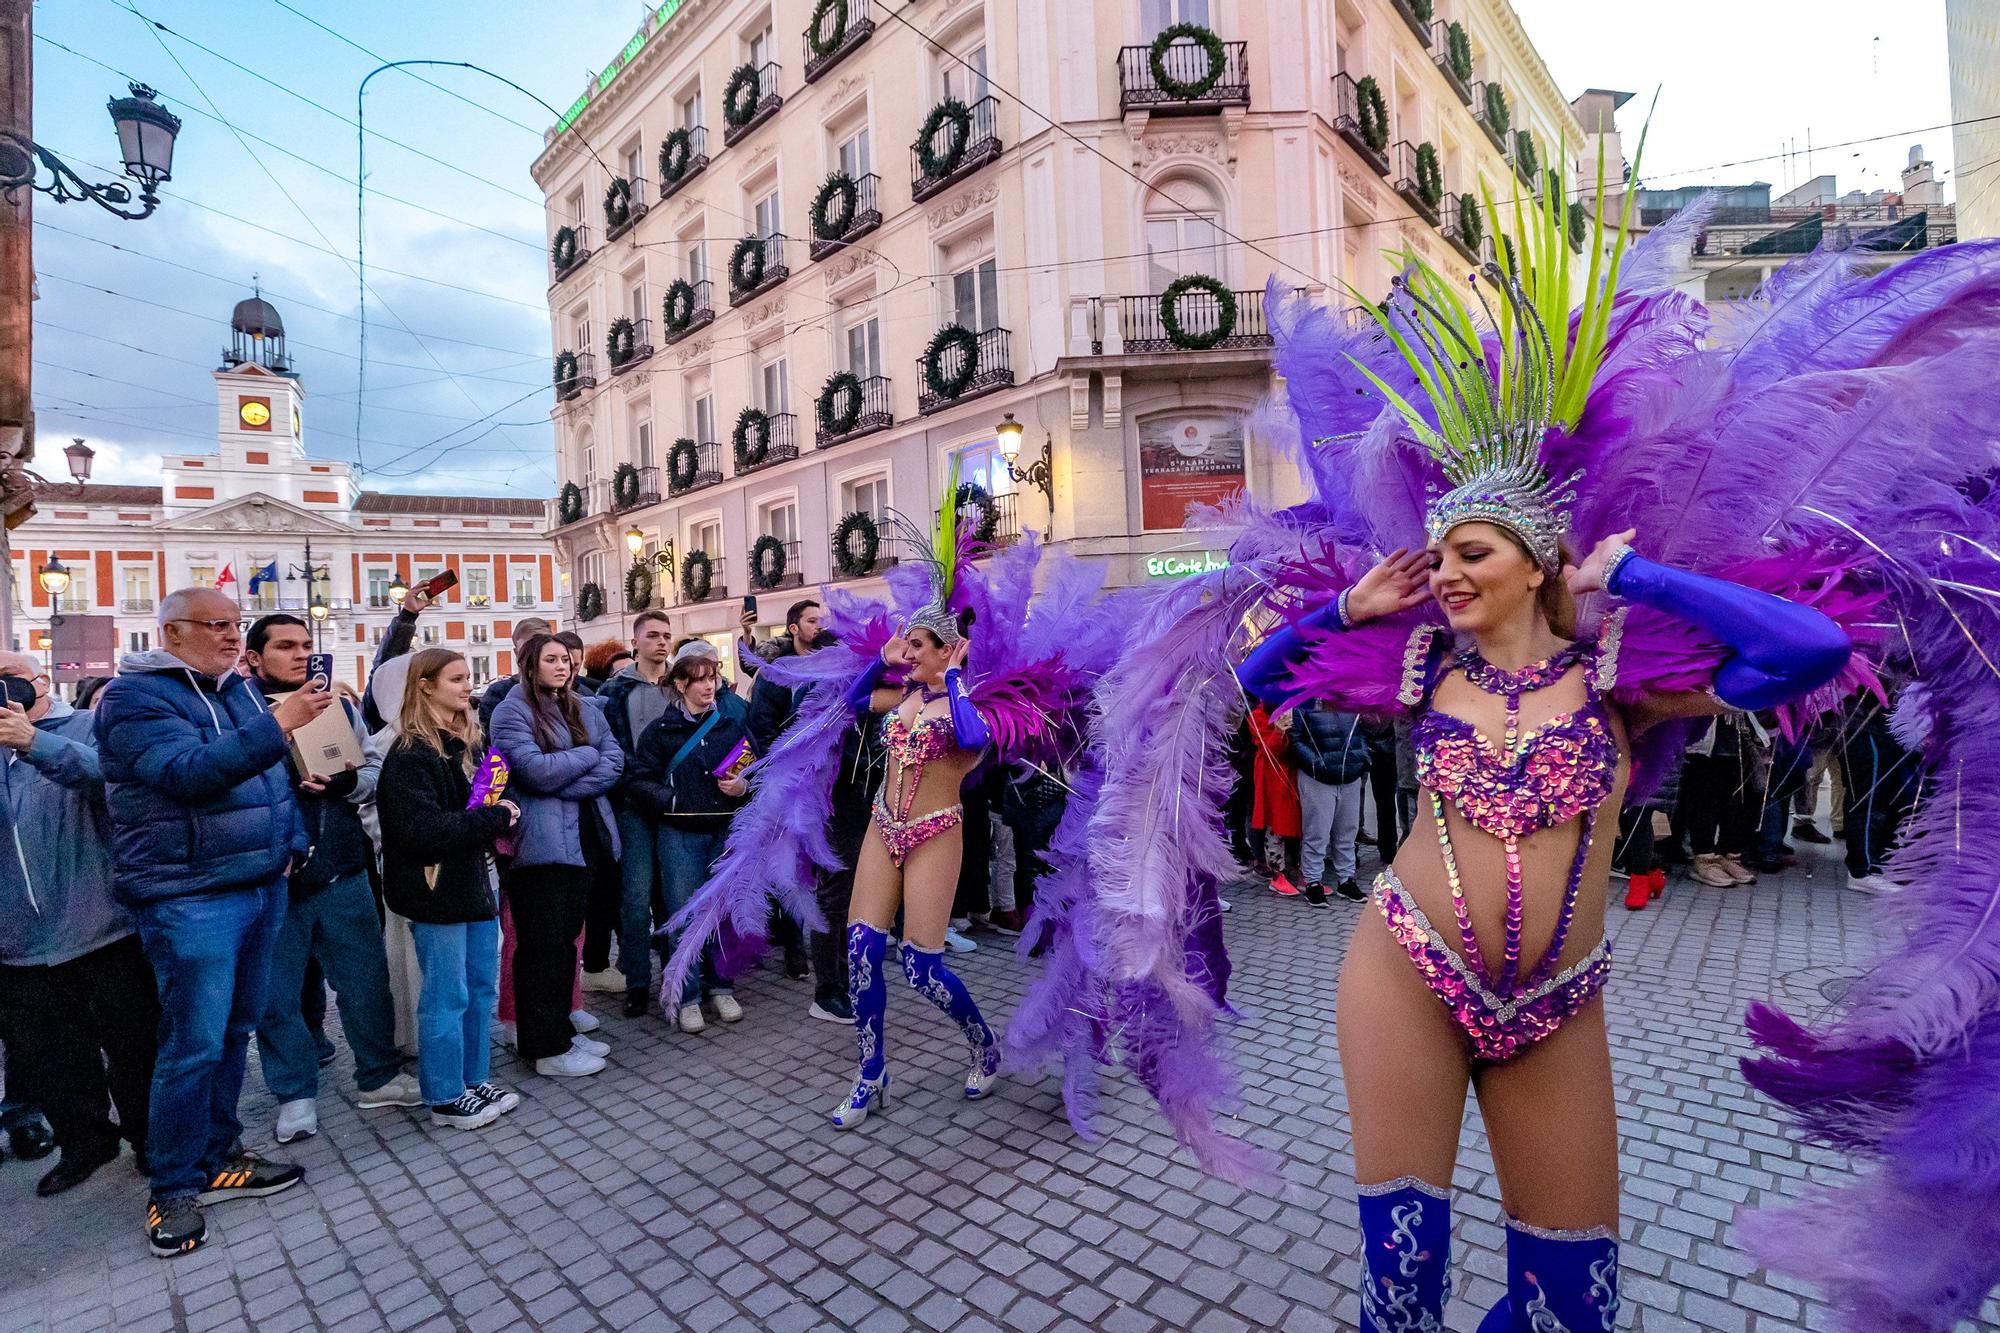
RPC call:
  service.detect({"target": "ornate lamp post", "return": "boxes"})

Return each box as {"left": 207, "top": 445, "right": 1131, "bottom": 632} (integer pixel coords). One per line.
{"left": 0, "top": 83, "right": 182, "bottom": 220}
{"left": 996, "top": 412, "right": 1054, "bottom": 537}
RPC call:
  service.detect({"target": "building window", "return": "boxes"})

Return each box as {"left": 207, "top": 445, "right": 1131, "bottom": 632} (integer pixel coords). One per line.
{"left": 471, "top": 624, "right": 490, "bottom": 644}
{"left": 127, "top": 630, "right": 151, "bottom": 652}
{"left": 636, "top": 419, "right": 655, "bottom": 469}
{"left": 420, "top": 625, "right": 440, "bottom": 646}
{"left": 1145, "top": 182, "right": 1224, "bottom": 290}
{"left": 747, "top": 21, "right": 774, "bottom": 68}
{"left": 844, "top": 315, "right": 882, "bottom": 379}
{"left": 367, "top": 568, "right": 391, "bottom": 606}
{"left": 621, "top": 139, "right": 644, "bottom": 184}
{"left": 940, "top": 34, "right": 989, "bottom": 102}
{"left": 471, "top": 655, "right": 492, "bottom": 685}
{"left": 692, "top": 393, "right": 716, "bottom": 444}
{"left": 122, "top": 566, "right": 152, "bottom": 610}
{"left": 627, "top": 274, "right": 648, "bottom": 323}
{"left": 760, "top": 499, "right": 799, "bottom": 544}
{"left": 692, "top": 519, "right": 721, "bottom": 558}
{"left": 565, "top": 189, "right": 585, "bottom": 226}
{"left": 844, "top": 474, "right": 890, "bottom": 522}
{"left": 759, "top": 357, "right": 790, "bottom": 413}
{"left": 571, "top": 308, "right": 592, "bottom": 357}
{"left": 837, "top": 125, "right": 871, "bottom": 178}
{"left": 416, "top": 566, "right": 443, "bottom": 592}
{"left": 581, "top": 434, "right": 599, "bottom": 487}
{"left": 513, "top": 571, "right": 535, "bottom": 606}
{"left": 684, "top": 231, "right": 707, "bottom": 285}
{"left": 950, "top": 256, "right": 1000, "bottom": 332}
{"left": 1142, "top": 0, "right": 1210, "bottom": 36}
{"left": 679, "top": 89, "right": 703, "bottom": 130}
{"left": 754, "top": 188, "right": 781, "bottom": 238}
{"left": 370, "top": 626, "right": 386, "bottom": 647}
{"left": 465, "top": 568, "right": 490, "bottom": 604}
{"left": 187, "top": 564, "right": 214, "bottom": 590}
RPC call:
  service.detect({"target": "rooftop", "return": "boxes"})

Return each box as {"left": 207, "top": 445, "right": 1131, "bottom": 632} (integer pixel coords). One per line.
{"left": 30, "top": 481, "right": 164, "bottom": 505}
{"left": 354, "top": 491, "right": 548, "bottom": 517}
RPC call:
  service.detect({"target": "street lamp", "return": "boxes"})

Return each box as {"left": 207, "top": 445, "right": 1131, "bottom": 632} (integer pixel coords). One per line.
{"left": 36, "top": 557, "right": 71, "bottom": 600}
{"left": 996, "top": 412, "right": 1054, "bottom": 535}
{"left": 624, "top": 525, "right": 644, "bottom": 557}
{"left": 388, "top": 575, "right": 408, "bottom": 606}
{"left": 0, "top": 83, "right": 183, "bottom": 220}
{"left": 63, "top": 438, "right": 95, "bottom": 487}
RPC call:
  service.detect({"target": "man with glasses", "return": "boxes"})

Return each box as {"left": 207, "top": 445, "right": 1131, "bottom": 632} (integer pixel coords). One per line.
{"left": 0, "top": 652, "right": 160, "bottom": 1197}
{"left": 94, "top": 588, "right": 333, "bottom": 1256}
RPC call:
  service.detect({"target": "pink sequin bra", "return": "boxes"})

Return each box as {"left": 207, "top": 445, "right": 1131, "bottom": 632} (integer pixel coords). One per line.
{"left": 872, "top": 709, "right": 966, "bottom": 866}
{"left": 1376, "top": 631, "right": 1622, "bottom": 1063}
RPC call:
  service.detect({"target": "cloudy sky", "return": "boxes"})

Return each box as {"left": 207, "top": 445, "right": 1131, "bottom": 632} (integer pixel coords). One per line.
{"left": 30, "top": 0, "right": 1962, "bottom": 498}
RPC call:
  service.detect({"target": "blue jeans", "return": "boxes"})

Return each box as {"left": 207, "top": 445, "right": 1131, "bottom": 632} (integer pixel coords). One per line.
{"left": 615, "top": 805, "right": 661, "bottom": 993}
{"left": 657, "top": 824, "right": 729, "bottom": 1006}
{"left": 409, "top": 918, "right": 500, "bottom": 1105}
{"left": 256, "top": 870, "right": 403, "bottom": 1101}
{"left": 135, "top": 881, "right": 286, "bottom": 1200}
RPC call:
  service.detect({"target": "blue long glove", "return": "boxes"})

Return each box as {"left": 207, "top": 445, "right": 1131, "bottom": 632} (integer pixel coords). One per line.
{"left": 1237, "top": 599, "right": 1345, "bottom": 709}
{"left": 944, "top": 668, "right": 991, "bottom": 750}
{"left": 1609, "top": 551, "right": 1852, "bottom": 709}
{"left": 844, "top": 657, "right": 889, "bottom": 717}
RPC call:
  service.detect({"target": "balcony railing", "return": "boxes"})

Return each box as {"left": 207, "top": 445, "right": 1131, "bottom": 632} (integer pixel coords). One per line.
{"left": 555, "top": 349, "right": 597, "bottom": 402}
{"left": 604, "top": 177, "right": 649, "bottom": 242}
{"left": 1471, "top": 81, "right": 1508, "bottom": 151}
{"left": 1115, "top": 39, "right": 1250, "bottom": 113}
{"left": 661, "top": 278, "right": 715, "bottom": 345}
{"left": 467, "top": 593, "right": 491, "bottom": 608}
{"left": 917, "top": 326, "right": 1014, "bottom": 415}
{"left": 612, "top": 465, "right": 662, "bottom": 513}
{"left": 120, "top": 597, "right": 155, "bottom": 614}
{"left": 683, "top": 556, "right": 730, "bottom": 604}
{"left": 748, "top": 538, "right": 804, "bottom": 591}
{"left": 803, "top": 2, "right": 873, "bottom": 82}
{"left": 367, "top": 594, "right": 394, "bottom": 609}
{"left": 513, "top": 592, "right": 538, "bottom": 608}
{"left": 734, "top": 413, "right": 800, "bottom": 476}
{"left": 669, "top": 441, "right": 725, "bottom": 497}
{"left": 940, "top": 490, "right": 1020, "bottom": 553}
{"left": 912, "top": 95, "right": 1002, "bottom": 202}
{"left": 551, "top": 223, "right": 592, "bottom": 281}
{"left": 729, "top": 233, "right": 791, "bottom": 305}
{"left": 1432, "top": 22, "right": 1474, "bottom": 105}
{"left": 1118, "top": 288, "right": 1273, "bottom": 354}
{"left": 808, "top": 172, "right": 883, "bottom": 260}
{"left": 816, "top": 374, "right": 893, "bottom": 449}
{"left": 1333, "top": 73, "right": 1390, "bottom": 178}
{"left": 1389, "top": 0, "right": 1433, "bottom": 46}
{"left": 607, "top": 316, "right": 655, "bottom": 375}
{"left": 658, "top": 125, "right": 710, "bottom": 200}
{"left": 722, "top": 62, "right": 782, "bottom": 146}
{"left": 829, "top": 521, "right": 903, "bottom": 581}
{"left": 1443, "top": 200, "right": 1483, "bottom": 263}
{"left": 1392, "top": 141, "right": 1442, "bottom": 227}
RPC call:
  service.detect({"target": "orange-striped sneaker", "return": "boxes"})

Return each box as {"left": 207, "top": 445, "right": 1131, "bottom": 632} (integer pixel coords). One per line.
{"left": 196, "top": 1149, "right": 304, "bottom": 1204}
{"left": 146, "top": 1196, "right": 206, "bottom": 1257}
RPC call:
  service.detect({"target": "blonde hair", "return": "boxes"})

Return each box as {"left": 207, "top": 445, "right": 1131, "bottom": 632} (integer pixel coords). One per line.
{"left": 396, "top": 648, "right": 482, "bottom": 773}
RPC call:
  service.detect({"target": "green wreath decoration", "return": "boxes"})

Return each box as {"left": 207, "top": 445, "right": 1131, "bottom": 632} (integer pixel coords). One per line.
{"left": 553, "top": 350, "right": 580, "bottom": 395}
{"left": 953, "top": 481, "right": 1000, "bottom": 546}
{"left": 1159, "top": 274, "right": 1237, "bottom": 351}
{"left": 680, "top": 549, "right": 714, "bottom": 602}
{"left": 817, "top": 371, "right": 864, "bottom": 436}
{"left": 625, "top": 561, "right": 653, "bottom": 610}
{"left": 1446, "top": 22, "right": 1473, "bottom": 86}
{"left": 832, "top": 510, "right": 880, "bottom": 577}
{"left": 611, "top": 462, "right": 641, "bottom": 509}
{"left": 1148, "top": 22, "right": 1226, "bottom": 100}
{"left": 1408, "top": 0, "right": 1434, "bottom": 20}
{"left": 1354, "top": 75, "right": 1390, "bottom": 154}
{"left": 1482, "top": 81, "right": 1510, "bottom": 137}
{"left": 577, "top": 582, "right": 605, "bottom": 623}
{"left": 667, "top": 437, "right": 701, "bottom": 492}
{"left": 807, "top": 0, "right": 849, "bottom": 58}
{"left": 606, "top": 318, "right": 639, "bottom": 368}
{"left": 922, "top": 324, "right": 981, "bottom": 400}
{"left": 1513, "top": 131, "right": 1538, "bottom": 183}
{"left": 732, "top": 407, "right": 773, "bottom": 469}
{"left": 1567, "top": 199, "right": 1588, "bottom": 251}
{"left": 551, "top": 225, "right": 579, "bottom": 271}
{"left": 915, "top": 98, "right": 973, "bottom": 180}
{"left": 723, "top": 63, "right": 762, "bottom": 129}
{"left": 1414, "top": 141, "right": 1444, "bottom": 210}
{"left": 1456, "top": 193, "right": 1483, "bottom": 249}
{"left": 749, "top": 534, "right": 788, "bottom": 590}
{"left": 556, "top": 481, "right": 585, "bottom": 525}
{"left": 811, "top": 172, "right": 859, "bottom": 241}
{"left": 662, "top": 279, "right": 697, "bottom": 334}
{"left": 604, "top": 178, "right": 634, "bottom": 229}
{"left": 730, "top": 235, "right": 766, "bottom": 292}
{"left": 659, "top": 128, "right": 695, "bottom": 185}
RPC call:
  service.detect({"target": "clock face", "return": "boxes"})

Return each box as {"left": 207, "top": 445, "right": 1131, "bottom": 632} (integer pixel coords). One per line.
{"left": 239, "top": 397, "right": 272, "bottom": 429}
{"left": 292, "top": 404, "right": 301, "bottom": 437}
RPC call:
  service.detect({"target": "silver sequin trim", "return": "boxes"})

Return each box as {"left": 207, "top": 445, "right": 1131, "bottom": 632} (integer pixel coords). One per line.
{"left": 1358, "top": 1175, "right": 1451, "bottom": 1201}
{"left": 1373, "top": 870, "right": 1612, "bottom": 1024}
{"left": 1398, "top": 626, "right": 1441, "bottom": 708}
{"left": 1505, "top": 1217, "right": 1620, "bottom": 1244}
{"left": 1592, "top": 607, "right": 1627, "bottom": 694}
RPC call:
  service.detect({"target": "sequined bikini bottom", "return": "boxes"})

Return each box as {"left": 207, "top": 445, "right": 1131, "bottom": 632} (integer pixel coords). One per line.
{"left": 1371, "top": 869, "right": 1612, "bottom": 1065}
{"left": 872, "top": 796, "right": 965, "bottom": 867}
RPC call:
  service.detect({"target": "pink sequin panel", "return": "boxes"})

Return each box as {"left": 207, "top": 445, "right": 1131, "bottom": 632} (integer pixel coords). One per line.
{"left": 1413, "top": 706, "right": 1619, "bottom": 840}
{"left": 881, "top": 713, "right": 958, "bottom": 770}
{"left": 872, "top": 799, "right": 965, "bottom": 867}
{"left": 1372, "top": 870, "right": 1612, "bottom": 1065}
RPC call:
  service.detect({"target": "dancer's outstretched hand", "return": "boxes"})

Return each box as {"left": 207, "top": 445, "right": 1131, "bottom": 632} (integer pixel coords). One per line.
{"left": 1566, "top": 529, "right": 1637, "bottom": 596}
{"left": 1344, "top": 548, "right": 1432, "bottom": 625}
{"left": 946, "top": 637, "right": 970, "bottom": 673}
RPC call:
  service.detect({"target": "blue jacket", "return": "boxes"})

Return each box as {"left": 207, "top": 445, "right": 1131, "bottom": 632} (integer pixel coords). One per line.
{"left": 95, "top": 650, "right": 307, "bottom": 907}
{"left": 490, "top": 687, "right": 624, "bottom": 868}
{"left": 0, "top": 700, "right": 129, "bottom": 966}
{"left": 1289, "top": 705, "right": 1372, "bottom": 786}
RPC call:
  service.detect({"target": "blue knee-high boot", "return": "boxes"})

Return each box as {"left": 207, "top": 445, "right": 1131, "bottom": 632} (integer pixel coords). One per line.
{"left": 1476, "top": 1219, "right": 1620, "bottom": 1333}
{"left": 899, "top": 944, "right": 1000, "bottom": 1098}
{"left": 1357, "top": 1177, "right": 1453, "bottom": 1333}
{"left": 830, "top": 923, "right": 889, "bottom": 1129}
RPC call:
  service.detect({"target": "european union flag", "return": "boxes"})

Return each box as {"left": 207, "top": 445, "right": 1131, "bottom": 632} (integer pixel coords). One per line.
{"left": 246, "top": 561, "right": 279, "bottom": 595}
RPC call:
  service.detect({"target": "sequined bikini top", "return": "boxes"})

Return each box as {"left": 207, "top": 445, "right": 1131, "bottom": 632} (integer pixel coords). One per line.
{"left": 880, "top": 711, "right": 958, "bottom": 771}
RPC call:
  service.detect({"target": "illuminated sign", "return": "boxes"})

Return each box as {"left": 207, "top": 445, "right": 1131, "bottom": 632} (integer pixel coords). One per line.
{"left": 1146, "top": 552, "right": 1230, "bottom": 578}
{"left": 556, "top": 0, "right": 688, "bottom": 134}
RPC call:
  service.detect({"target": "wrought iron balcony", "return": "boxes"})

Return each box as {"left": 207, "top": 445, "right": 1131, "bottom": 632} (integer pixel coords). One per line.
{"left": 1432, "top": 23, "right": 1474, "bottom": 106}
{"left": 808, "top": 172, "right": 882, "bottom": 260}
{"left": 1118, "top": 288, "right": 1272, "bottom": 354}
{"left": 512, "top": 592, "right": 538, "bottom": 608}
{"left": 729, "top": 232, "right": 790, "bottom": 305}
{"left": 803, "top": 2, "right": 873, "bottom": 83}
{"left": 554, "top": 349, "right": 597, "bottom": 402}
{"left": 1389, "top": 0, "right": 1433, "bottom": 46}
{"left": 1471, "top": 80, "right": 1509, "bottom": 151}
{"left": 669, "top": 441, "right": 725, "bottom": 497}
{"left": 658, "top": 125, "right": 710, "bottom": 201}
{"left": 1443, "top": 200, "right": 1483, "bottom": 263}
{"left": 1392, "top": 141, "right": 1442, "bottom": 227}
{"left": 722, "top": 63, "right": 782, "bottom": 146}
{"left": 604, "top": 176, "right": 649, "bottom": 241}
{"left": 815, "top": 374, "right": 893, "bottom": 449}
{"left": 917, "top": 326, "right": 1014, "bottom": 415}
{"left": 734, "top": 413, "right": 800, "bottom": 476}
{"left": 682, "top": 556, "right": 730, "bottom": 603}
{"left": 661, "top": 278, "right": 714, "bottom": 345}
{"left": 1333, "top": 73, "right": 1390, "bottom": 178}
{"left": 611, "top": 465, "right": 662, "bottom": 513}
{"left": 911, "top": 95, "right": 1002, "bottom": 203}
{"left": 748, "top": 538, "right": 803, "bottom": 591}
{"left": 120, "top": 597, "right": 155, "bottom": 614}
{"left": 939, "top": 490, "right": 1020, "bottom": 553}
{"left": 366, "top": 595, "right": 394, "bottom": 609}
{"left": 829, "top": 520, "right": 902, "bottom": 581}
{"left": 551, "top": 223, "right": 592, "bottom": 281}
{"left": 607, "top": 316, "right": 654, "bottom": 375}
{"left": 1115, "top": 39, "right": 1250, "bottom": 113}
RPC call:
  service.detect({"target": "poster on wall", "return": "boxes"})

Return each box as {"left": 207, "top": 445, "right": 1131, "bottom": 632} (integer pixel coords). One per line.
{"left": 1140, "top": 412, "right": 1246, "bottom": 530}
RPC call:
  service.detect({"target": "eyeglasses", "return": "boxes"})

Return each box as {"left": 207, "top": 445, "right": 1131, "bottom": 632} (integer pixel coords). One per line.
{"left": 170, "top": 617, "right": 241, "bottom": 634}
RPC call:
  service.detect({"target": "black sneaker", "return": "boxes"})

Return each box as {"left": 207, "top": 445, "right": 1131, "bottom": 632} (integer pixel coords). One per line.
{"left": 470, "top": 1081, "right": 521, "bottom": 1115}
{"left": 1301, "top": 881, "right": 1330, "bottom": 909}
{"left": 146, "top": 1195, "right": 206, "bottom": 1257}
{"left": 1335, "top": 879, "right": 1367, "bottom": 902}
{"left": 197, "top": 1149, "right": 304, "bottom": 1204}
{"left": 430, "top": 1092, "right": 501, "bottom": 1131}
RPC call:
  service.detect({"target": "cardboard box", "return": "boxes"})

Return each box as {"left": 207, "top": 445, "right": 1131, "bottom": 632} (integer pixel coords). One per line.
{"left": 280, "top": 693, "right": 364, "bottom": 782}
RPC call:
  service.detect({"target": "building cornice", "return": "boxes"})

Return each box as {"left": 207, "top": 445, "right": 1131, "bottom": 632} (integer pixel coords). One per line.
{"left": 531, "top": 0, "right": 722, "bottom": 186}
{"left": 1473, "top": 0, "right": 1586, "bottom": 140}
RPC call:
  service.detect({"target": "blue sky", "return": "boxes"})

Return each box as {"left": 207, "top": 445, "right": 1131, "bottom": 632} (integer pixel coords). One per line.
{"left": 31, "top": 0, "right": 1960, "bottom": 499}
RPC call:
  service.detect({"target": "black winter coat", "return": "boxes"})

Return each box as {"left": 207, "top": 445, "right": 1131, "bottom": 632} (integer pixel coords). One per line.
{"left": 1289, "top": 706, "right": 1372, "bottom": 786}
{"left": 377, "top": 734, "right": 513, "bottom": 924}
{"left": 625, "top": 704, "right": 749, "bottom": 831}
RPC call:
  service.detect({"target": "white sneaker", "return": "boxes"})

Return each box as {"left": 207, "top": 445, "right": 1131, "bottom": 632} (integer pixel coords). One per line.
{"left": 570, "top": 1033, "right": 610, "bottom": 1058}
{"left": 533, "top": 1049, "right": 604, "bottom": 1078}
{"left": 579, "top": 968, "right": 624, "bottom": 994}
{"left": 274, "top": 1098, "right": 318, "bottom": 1144}
{"left": 355, "top": 1072, "right": 423, "bottom": 1109}
{"left": 807, "top": 1001, "right": 849, "bottom": 1023}
{"left": 676, "top": 1003, "right": 706, "bottom": 1033}
{"left": 710, "top": 994, "right": 743, "bottom": 1023}
{"left": 568, "top": 1008, "right": 601, "bottom": 1034}
{"left": 943, "top": 927, "right": 978, "bottom": 954}
{"left": 1846, "top": 872, "right": 1899, "bottom": 895}
{"left": 1217, "top": 898, "right": 1233, "bottom": 912}
{"left": 497, "top": 1020, "right": 517, "bottom": 1049}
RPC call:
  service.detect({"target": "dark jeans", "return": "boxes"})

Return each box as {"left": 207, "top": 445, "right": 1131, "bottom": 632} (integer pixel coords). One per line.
{"left": 658, "top": 824, "right": 730, "bottom": 1006}
{"left": 134, "top": 880, "right": 286, "bottom": 1200}
{"left": 1613, "top": 806, "right": 1658, "bottom": 874}
{"left": 1367, "top": 748, "right": 1402, "bottom": 858}
{"left": 954, "top": 781, "right": 993, "bottom": 919}
{"left": 1753, "top": 739, "right": 1814, "bottom": 862}
{"left": 257, "top": 871, "right": 403, "bottom": 1101}
{"left": 613, "top": 805, "right": 662, "bottom": 993}
{"left": 0, "top": 934, "right": 159, "bottom": 1157}
{"left": 502, "top": 863, "right": 590, "bottom": 1061}
{"left": 581, "top": 848, "right": 623, "bottom": 975}
{"left": 808, "top": 812, "right": 868, "bottom": 1009}
{"left": 1842, "top": 728, "right": 1919, "bottom": 877}
{"left": 1681, "top": 750, "right": 1759, "bottom": 857}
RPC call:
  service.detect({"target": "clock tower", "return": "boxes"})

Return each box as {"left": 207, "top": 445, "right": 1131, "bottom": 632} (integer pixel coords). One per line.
{"left": 215, "top": 287, "right": 306, "bottom": 464}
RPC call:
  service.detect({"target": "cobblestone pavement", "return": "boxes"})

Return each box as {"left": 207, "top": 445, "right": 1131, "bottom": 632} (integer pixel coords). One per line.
{"left": 3, "top": 843, "right": 1997, "bottom": 1332}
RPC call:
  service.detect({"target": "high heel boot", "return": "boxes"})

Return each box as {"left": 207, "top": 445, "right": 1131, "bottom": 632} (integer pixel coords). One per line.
{"left": 900, "top": 943, "right": 1000, "bottom": 1098}
{"left": 829, "top": 922, "right": 890, "bottom": 1128}
{"left": 1476, "top": 1218, "right": 1620, "bottom": 1333}
{"left": 1357, "top": 1176, "right": 1452, "bottom": 1333}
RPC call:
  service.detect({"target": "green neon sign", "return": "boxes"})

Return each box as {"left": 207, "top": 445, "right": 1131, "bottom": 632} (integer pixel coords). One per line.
{"left": 1146, "top": 552, "right": 1230, "bottom": 578}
